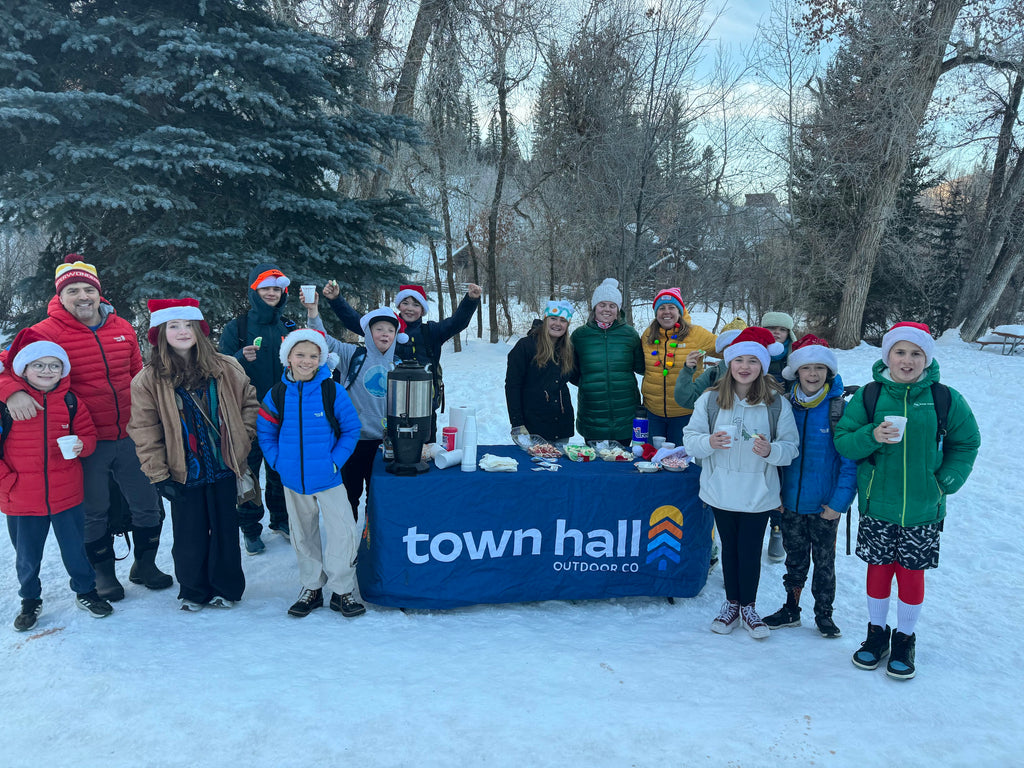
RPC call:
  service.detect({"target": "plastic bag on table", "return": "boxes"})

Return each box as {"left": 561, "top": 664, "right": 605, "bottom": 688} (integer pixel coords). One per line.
{"left": 587, "top": 440, "right": 635, "bottom": 462}
{"left": 512, "top": 433, "right": 563, "bottom": 459}
{"left": 557, "top": 441, "right": 597, "bottom": 462}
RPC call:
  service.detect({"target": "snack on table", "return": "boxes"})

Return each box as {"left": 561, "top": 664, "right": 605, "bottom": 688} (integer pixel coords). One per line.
{"left": 564, "top": 444, "right": 597, "bottom": 462}
{"left": 527, "top": 442, "right": 562, "bottom": 458}
{"left": 659, "top": 454, "right": 689, "bottom": 470}
{"left": 589, "top": 440, "right": 634, "bottom": 462}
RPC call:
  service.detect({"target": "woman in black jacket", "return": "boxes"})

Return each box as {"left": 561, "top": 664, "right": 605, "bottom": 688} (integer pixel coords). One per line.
{"left": 505, "top": 301, "right": 578, "bottom": 441}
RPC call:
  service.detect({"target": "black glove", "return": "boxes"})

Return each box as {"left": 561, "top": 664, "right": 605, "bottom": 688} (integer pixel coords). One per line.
{"left": 154, "top": 479, "right": 183, "bottom": 502}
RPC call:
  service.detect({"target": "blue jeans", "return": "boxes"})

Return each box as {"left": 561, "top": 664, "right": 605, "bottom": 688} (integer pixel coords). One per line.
{"left": 7, "top": 505, "right": 95, "bottom": 599}
{"left": 645, "top": 411, "right": 690, "bottom": 445}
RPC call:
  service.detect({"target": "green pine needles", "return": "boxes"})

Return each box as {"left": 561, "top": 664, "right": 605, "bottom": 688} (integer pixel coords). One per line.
{"left": 0, "top": 1, "right": 432, "bottom": 329}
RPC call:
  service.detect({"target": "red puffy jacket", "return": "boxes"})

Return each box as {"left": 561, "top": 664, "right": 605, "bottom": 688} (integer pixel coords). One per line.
{"left": 0, "top": 375, "right": 98, "bottom": 516}
{"left": 0, "top": 296, "right": 142, "bottom": 441}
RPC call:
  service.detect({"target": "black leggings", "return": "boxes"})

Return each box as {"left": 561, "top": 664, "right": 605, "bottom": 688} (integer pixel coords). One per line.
{"left": 712, "top": 507, "right": 770, "bottom": 606}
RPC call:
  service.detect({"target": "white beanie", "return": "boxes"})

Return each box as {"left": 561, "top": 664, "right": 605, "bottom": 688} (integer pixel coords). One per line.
{"left": 360, "top": 307, "right": 410, "bottom": 344}
{"left": 591, "top": 278, "right": 622, "bottom": 309}
{"left": 782, "top": 334, "right": 838, "bottom": 380}
{"left": 881, "top": 322, "right": 935, "bottom": 367}
{"left": 279, "top": 329, "right": 330, "bottom": 368}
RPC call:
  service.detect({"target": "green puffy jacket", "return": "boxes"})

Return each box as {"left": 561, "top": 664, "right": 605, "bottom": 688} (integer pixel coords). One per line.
{"left": 834, "top": 359, "right": 980, "bottom": 528}
{"left": 571, "top": 318, "right": 644, "bottom": 441}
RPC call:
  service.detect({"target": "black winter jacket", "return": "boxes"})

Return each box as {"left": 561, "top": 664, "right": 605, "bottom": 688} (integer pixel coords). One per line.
{"left": 504, "top": 323, "right": 576, "bottom": 441}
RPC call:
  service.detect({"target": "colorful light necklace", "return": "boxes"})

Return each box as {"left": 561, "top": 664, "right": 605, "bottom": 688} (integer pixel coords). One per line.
{"left": 650, "top": 323, "right": 681, "bottom": 376}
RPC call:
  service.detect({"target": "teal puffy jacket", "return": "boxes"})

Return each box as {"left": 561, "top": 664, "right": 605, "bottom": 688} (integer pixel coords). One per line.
{"left": 570, "top": 318, "right": 644, "bottom": 441}
{"left": 834, "top": 359, "right": 980, "bottom": 528}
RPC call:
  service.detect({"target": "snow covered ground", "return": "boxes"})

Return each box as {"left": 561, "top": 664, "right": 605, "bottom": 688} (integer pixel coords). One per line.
{"left": 1, "top": 308, "right": 1019, "bottom": 767}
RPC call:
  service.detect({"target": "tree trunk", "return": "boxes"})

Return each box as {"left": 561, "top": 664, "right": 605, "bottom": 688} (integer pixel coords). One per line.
{"left": 961, "top": 205, "right": 1024, "bottom": 340}
{"left": 485, "top": 74, "right": 511, "bottom": 344}
{"left": 466, "top": 231, "right": 484, "bottom": 338}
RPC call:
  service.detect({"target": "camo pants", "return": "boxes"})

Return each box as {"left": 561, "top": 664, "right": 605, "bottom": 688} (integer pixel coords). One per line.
{"left": 779, "top": 509, "right": 840, "bottom": 620}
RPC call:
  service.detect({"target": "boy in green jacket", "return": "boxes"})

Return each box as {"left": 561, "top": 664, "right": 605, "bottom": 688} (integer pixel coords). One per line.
{"left": 834, "top": 322, "right": 980, "bottom": 680}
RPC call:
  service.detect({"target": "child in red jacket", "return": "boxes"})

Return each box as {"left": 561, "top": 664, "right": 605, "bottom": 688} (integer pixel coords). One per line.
{"left": 0, "top": 329, "right": 111, "bottom": 631}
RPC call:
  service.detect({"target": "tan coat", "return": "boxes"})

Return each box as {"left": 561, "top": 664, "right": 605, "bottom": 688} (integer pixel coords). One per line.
{"left": 128, "top": 354, "right": 258, "bottom": 485}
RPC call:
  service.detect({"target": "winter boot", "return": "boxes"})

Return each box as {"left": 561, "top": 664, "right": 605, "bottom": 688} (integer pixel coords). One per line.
{"left": 815, "top": 615, "right": 842, "bottom": 639}
{"left": 852, "top": 623, "right": 891, "bottom": 670}
{"left": 330, "top": 592, "right": 366, "bottom": 617}
{"left": 764, "top": 588, "right": 802, "bottom": 629}
{"left": 767, "top": 526, "right": 786, "bottom": 562}
{"left": 288, "top": 587, "right": 323, "bottom": 617}
{"left": 886, "top": 631, "right": 917, "bottom": 680}
{"left": 14, "top": 598, "right": 43, "bottom": 632}
{"left": 85, "top": 535, "right": 125, "bottom": 602}
{"left": 128, "top": 524, "right": 174, "bottom": 590}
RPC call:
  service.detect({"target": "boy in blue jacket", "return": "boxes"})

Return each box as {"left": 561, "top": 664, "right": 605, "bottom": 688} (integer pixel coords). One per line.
{"left": 764, "top": 335, "right": 857, "bottom": 638}
{"left": 257, "top": 330, "right": 364, "bottom": 618}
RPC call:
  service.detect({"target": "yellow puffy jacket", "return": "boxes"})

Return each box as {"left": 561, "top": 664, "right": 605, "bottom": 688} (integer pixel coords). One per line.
{"left": 641, "top": 324, "right": 717, "bottom": 417}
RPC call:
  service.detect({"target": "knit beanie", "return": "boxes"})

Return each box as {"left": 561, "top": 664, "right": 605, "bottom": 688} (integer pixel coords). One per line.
{"left": 715, "top": 318, "right": 747, "bottom": 353}
{"left": 653, "top": 288, "right": 685, "bottom": 316}
{"left": 761, "top": 311, "right": 795, "bottom": 341}
{"left": 544, "top": 300, "right": 574, "bottom": 321}
{"left": 279, "top": 329, "right": 330, "bottom": 368}
{"left": 591, "top": 278, "right": 622, "bottom": 309}
{"left": 54, "top": 254, "right": 101, "bottom": 294}
{"left": 147, "top": 298, "right": 210, "bottom": 345}
{"left": 723, "top": 327, "right": 784, "bottom": 373}
{"left": 360, "top": 307, "right": 410, "bottom": 344}
{"left": 881, "top": 321, "right": 935, "bottom": 367}
{"left": 782, "top": 334, "right": 838, "bottom": 380}
{"left": 250, "top": 268, "right": 290, "bottom": 291}
{"left": 9, "top": 328, "right": 71, "bottom": 379}
{"left": 394, "top": 284, "right": 430, "bottom": 317}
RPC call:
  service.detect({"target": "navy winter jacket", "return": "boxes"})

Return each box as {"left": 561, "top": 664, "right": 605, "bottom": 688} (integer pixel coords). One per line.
{"left": 256, "top": 365, "right": 362, "bottom": 495}
{"left": 780, "top": 374, "right": 858, "bottom": 515}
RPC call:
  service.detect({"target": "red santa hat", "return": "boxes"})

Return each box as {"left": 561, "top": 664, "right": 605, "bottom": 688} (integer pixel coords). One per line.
{"left": 723, "top": 326, "right": 784, "bottom": 373}
{"left": 782, "top": 334, "right": 838, "bottom": 380}
{"left": 9, "top": 327, "right": 72, "bottom": 379}
{"left": 360, "top": 307, "right": 409, "bottom": 345}
{"left": 394, "top": 284, "right": 430, "bottom": 317}
{"left": 54, "top": 254, "right": 101, "bottom": 294}
{"left": 147, "top": 298, "right": 210, "bottom": 345}
{"left": 881, "top": 321, "right": 935, "bottom": 367}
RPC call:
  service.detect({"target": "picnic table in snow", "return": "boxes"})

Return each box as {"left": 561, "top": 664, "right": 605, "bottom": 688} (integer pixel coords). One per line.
{"left": 976, "top": 325, "right": 1024, "bottom": 355}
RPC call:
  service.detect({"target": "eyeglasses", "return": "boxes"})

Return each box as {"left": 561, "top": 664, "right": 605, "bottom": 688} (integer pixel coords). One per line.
{"left": 27, "top": 362, "right": 63, "bottom": 373}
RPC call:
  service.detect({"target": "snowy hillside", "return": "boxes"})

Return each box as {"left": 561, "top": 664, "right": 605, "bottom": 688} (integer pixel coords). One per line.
{"left": 1, "top": 309, "right": 1019, "bottom": 767}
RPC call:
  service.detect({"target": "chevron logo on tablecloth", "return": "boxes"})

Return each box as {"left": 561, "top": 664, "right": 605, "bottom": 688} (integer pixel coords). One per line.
{"left": 645, "top": 505, "right": 683, "bottom": 571}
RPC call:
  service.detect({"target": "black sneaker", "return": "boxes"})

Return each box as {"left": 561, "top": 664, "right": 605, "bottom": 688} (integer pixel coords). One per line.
{"left": 14, "top": 598, "right": 43, "bottom": 632}
{"left": 852, "top": 623, "right": 891, "bottom": 670}
{"left": 815, "top": 615, "right": 842, "bottom": 638}
{"left": 287, "top": 587, "right": 323, "bottom": 617}
{"left": 764, "top": 603, "right": 801, "bottom": 629}
{"left": 330, "top": 592, "right": 366, "bottom": 617}
{"left": 75, "top": 591, "right": 114, "bottom": 619}
{"left": 886, "top": 631, "right": 917, "bottom": 680}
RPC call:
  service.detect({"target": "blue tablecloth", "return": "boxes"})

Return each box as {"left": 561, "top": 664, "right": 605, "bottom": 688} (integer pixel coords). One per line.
{"left": 356, "top": 445, "right": 711, "bottom": 608}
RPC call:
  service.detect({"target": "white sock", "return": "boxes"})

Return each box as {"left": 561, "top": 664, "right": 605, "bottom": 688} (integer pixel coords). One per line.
{"left": 896, "top": 600, "right": 922, "bottom": 636}
{"left": 867, "top": 595, "right": 890, "bottom": 628}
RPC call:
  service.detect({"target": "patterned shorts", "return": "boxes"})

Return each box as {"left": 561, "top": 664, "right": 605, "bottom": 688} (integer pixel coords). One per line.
{"left": 856, "top": 515, "right": 941, "bottom": 570}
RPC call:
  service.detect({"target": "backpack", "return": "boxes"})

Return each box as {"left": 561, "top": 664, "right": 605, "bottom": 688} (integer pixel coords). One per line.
{"left": 0, "top": 391, "right": 77, "bottom": 460}
{"left": 858, "top": 380, "right": 951, "bottom": 465}
{"left": 269, "top": 379, "right": 342, "bottom": 439}
{"left": 705, "top": 390, "right": 782, "bottom": 439}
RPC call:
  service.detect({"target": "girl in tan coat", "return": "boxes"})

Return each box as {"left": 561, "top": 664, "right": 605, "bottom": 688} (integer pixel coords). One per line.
{"left": 128, "top": 299, "right": 258, "bottom": 611}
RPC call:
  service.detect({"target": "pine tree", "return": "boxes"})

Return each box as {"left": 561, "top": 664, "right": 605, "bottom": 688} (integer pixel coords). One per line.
{"left": 0, "top": 0, "right": 432, "bottom": 330}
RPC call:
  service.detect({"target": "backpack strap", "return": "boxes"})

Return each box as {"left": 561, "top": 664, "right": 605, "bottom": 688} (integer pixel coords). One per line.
{"left": 828, "top": 396, "right": 846, "bottom": 432}
{"left": 320, "top": 379, "right": 341, "bottom": 439}
{"left": 237, "top": 313, "right": 248, "bottom": 346}
{"left": 65, "top": 391, "right": 77, "bottom": 433}
{"left": 705, "top": 390, "right": 719, "bottom": 434}
{"left": 0, "top": 403, "right": 11, "bottom": 460}
{"left": 270, "top": 381, "right": 287, "bottom": 424}
{"left": 766, "top": 396, "right": 781, "bottom": 440}
{"left": 344, "top": 347, "right": 368, "bottom": 390}
{"left": 931, "top": 382, "right": 951, "bottom": 452}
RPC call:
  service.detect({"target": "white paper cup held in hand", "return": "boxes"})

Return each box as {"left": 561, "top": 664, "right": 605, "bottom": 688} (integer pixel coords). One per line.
{"left": 57, "top": 435, "right": 78, "bottom": 459}
{"left": 884, "top": 415, "right": 908, "bottom": 442}
{"left": 718, "top": 425, "right": 739, "bottom": 446}
{"left": 300, "top": 285, "right": 317, "bottom": 303}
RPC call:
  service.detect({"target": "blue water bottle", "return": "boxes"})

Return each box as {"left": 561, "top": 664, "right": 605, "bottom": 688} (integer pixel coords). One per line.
{"left": 632, "top": 407, "right": 650, "bottom": 444}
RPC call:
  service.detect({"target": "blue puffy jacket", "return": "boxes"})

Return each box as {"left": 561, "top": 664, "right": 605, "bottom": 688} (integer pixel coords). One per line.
{"left": 256, "top": 365, "right": 362, "bottom": 495}
{"left": 780, "top": 374, "right": 858, "bottom": 515}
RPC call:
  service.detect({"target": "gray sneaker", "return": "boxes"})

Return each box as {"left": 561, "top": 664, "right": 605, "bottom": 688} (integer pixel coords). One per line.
{"left": 767, "top": 527, "right": 785, "bottom": 562}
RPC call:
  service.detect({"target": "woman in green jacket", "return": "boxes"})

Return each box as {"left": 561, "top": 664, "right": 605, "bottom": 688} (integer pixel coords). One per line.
{"left": 834, "top": 322, "right": 980, "bottom": 681}
{"left": 570, "top": 279, "right": 644, "bottom": 444}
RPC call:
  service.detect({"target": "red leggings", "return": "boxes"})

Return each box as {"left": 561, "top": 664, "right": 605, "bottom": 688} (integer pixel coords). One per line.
{"left": 866, "top": 563, "right": 924, "bottom": 605}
